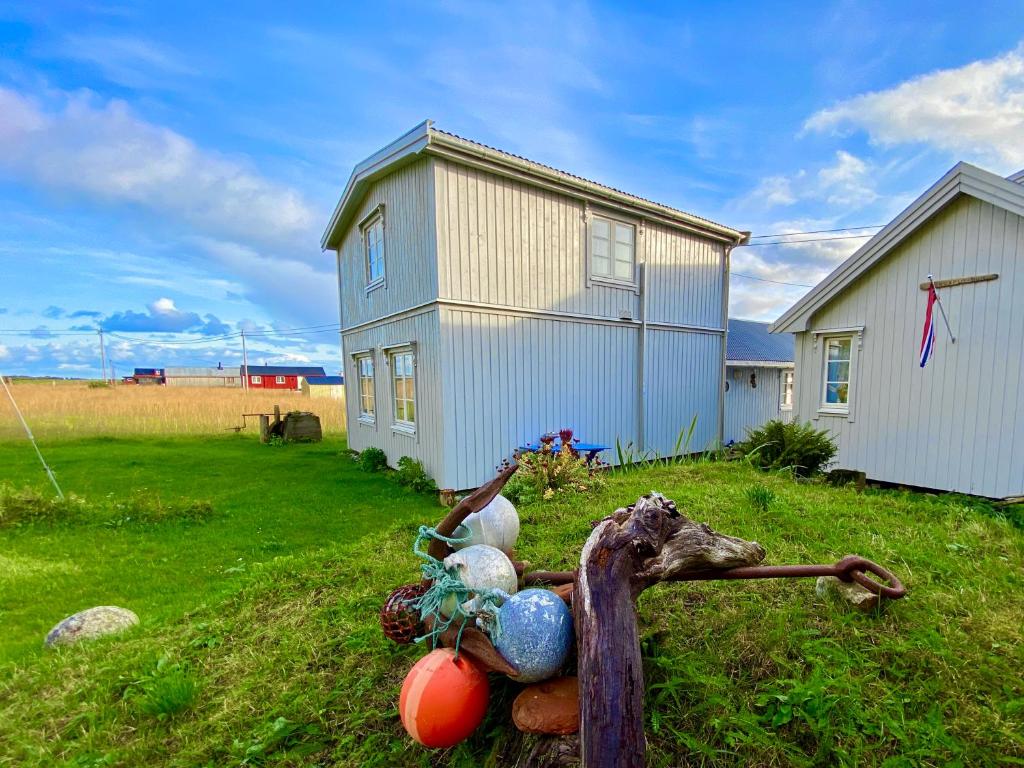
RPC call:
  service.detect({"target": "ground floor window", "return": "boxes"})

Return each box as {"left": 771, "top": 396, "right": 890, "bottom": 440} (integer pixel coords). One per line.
{"left": 781, "top": 369, "right": 794, "bottom": 409}
{"left": 251, "top": 375, "right": 262, "bottom": 384}
{"left": 390, "top": 349, "right": 416, "bottom": 429}
{"left": 276, "top": 375, "right": 285, "bottom": 384}
{"left": 821, "top": 336, "right": 852, "bottom": 410}
{"left": 356, "top": 355, "right": 375, "bottom": 422}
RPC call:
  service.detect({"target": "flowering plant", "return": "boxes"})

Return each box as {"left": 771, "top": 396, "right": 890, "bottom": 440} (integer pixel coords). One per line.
{"left": 502, "top": 434, "right": 605, "bottom": 505}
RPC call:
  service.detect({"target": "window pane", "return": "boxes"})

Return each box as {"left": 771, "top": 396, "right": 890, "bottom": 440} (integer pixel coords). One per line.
{"left": 827, "top": 338, "right": 851, "bottom": 361}
{"left": 592, "top": 237, "right": 609, "bottom": 257}
{"left": 614, "top": 258, "right": 632, "bottom": 279}
{"left": 827, "top": 361, "right": 850, "bottom": 383}
{"left": 592, "top": 255, "right": 610, "bottom": 276}
{"left": 406, "top": 399, "right": 415, "bottom": 423}
{"left": 592, "top": 218, "right": 609, "bottom": 238}
{"left": 615, "top": 223, "right": 633, "bottom": 244}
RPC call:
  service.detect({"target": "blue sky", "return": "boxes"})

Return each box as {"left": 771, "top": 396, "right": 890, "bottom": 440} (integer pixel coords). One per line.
{"left": 1, "top": 1, "right": 1022, "bottom": 377}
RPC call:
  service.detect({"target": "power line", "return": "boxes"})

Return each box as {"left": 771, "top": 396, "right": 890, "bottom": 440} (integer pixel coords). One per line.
{"left": 739, "top": 233, "right": 876, "bottom": 248}
{"left": 748, "top": 224, "right": 885, "bottom": 239}
{"left": 732, "top": 272, "right": 814, "bottom": 288}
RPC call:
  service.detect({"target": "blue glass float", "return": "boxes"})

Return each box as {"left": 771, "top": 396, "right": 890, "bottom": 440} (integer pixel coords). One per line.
{"left": 494, "top": 588, "right": 574, "bottom": 683}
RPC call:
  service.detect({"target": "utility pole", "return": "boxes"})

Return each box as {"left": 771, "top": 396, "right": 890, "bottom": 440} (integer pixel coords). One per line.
{"left": 98, "top": 329, "right": 108, "bottom": 384}
{"left": 241, "top": 330, "right": 249, "bottom": 391}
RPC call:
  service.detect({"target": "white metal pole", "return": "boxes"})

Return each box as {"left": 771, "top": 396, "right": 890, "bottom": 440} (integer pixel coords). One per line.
{"left": 98, "top": 329, "right": 108, "bottom": 383}
{"left": 0, "top": 374, "right": 64, "bottom": 499}
{"left": 241, "top": 330, "right": 249, "bottom": 391}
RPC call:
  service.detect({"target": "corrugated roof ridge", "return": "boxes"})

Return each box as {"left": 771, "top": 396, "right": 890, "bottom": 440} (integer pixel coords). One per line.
{"left": 430, "top": 127, "right": 732, "bottom": 232}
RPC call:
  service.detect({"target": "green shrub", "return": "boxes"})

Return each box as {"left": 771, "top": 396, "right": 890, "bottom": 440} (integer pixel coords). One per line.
{"left": 396, "top": 457, "right": 437, "bottom": 493}
{"left": 735, "top": 420, "right": 837, "bottom": 477}
{"left": 745, "top": 484, "right": 776, "bottom": 512}
{"left": 504, "top": 443, "right": 606, "bottom": 505}
{"left": 126, "top": 657, "right": 200, "bottom": 720}
{"left": 87, "top": 380, "right": 110, "bottom": 389}
{"left": 357, "top": 447, "right": 388, "bottom": 473}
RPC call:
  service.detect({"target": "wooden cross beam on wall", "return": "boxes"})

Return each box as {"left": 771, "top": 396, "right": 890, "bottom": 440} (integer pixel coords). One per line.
{"left": 919, "top": 273, "right": 998, "bottom": 290}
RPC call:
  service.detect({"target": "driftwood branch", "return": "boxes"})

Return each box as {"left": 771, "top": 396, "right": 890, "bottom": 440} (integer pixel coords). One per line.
{"left": 573, "top": 493, "right": 765, "bottom": 768}
{"left": 427, "top": 463, "right": 518, "bottom": 562}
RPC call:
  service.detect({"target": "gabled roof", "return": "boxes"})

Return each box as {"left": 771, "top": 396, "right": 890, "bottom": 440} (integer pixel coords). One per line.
{"left": 306, "top": 375, "right": 344, "bottom": 385}
{"left": 727, "top": 319, "right": 794, "bottom": 364}
{"left": 243, "top": 365, "right": 326, "bottom": 377}
{"left": 321, "top": 121, "right": 748, "bottom": 249}
{"left": 771, "top": 162, "right": 1024, "bottom": 334}
{"left": 1008, "top": 169, "right": 1024, "bottom": 184}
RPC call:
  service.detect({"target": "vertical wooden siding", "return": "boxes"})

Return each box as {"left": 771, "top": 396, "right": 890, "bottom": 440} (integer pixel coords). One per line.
{"left": 724, "top": 366, "right": 785, "bottom": 444}
{"left": 342, "top": 309, "right": 445, "bottom": 483}
{"left": 338, "top": 159, "right": 437, "bottom": 329}
{"left": 433, "top": 158, "right": 639, "bottom": 319}
{"left": 644, "top": 329, "right": 723, "bottom": 454}
{"left": 439, "top": 307, "right": 640, "bottom": 489}
{"left": 644, "top": 222, "right": 726, "bottom": 328}
{"left": 793, "top": 196, "right": 1023, "bottom": 497}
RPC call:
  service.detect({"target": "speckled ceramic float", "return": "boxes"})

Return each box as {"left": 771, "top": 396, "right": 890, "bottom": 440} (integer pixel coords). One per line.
{"left": 452, "top": 494, "right": 520, "bottom": 555}
{"left": 440, "top": 544, "right": 518, "bottom": 616}
{"left": 494, "top": 589, "right": 574, "bottom": 683}
{"left": 45, "top": 605, "right": 139, "bottom": 647}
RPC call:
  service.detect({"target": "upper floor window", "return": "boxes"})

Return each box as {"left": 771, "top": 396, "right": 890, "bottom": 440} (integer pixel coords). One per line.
{"left": 821, "top": 336, "right": 852, "bottom": 411}
{"left": 356, "top": 355, "right": 375, "bottom": 422}
{"left": 591, "top": 215, "right": 635, "bottom": 283}
{"left": 363, "top": 210, "right": 385, "bottom": 288}
{"left": 390, "top": 349, "right": 416, "bottom": 430}
{"left": 781, "top": 370, "right": 794, "bottom": 409}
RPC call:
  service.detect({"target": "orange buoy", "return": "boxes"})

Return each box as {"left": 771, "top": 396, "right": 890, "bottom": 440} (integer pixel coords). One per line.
{"left": 399, "top": 648, "right": 489, "bottom": 748}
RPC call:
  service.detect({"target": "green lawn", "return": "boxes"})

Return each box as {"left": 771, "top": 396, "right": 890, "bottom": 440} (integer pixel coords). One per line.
{"left": 1, "top": 437, "right": 1022, "bottom": 767}
{"left": 0, "top": 435, "right": 438, "bottom": 663}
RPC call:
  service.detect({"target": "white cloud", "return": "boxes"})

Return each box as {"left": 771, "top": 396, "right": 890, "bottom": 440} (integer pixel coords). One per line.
{"left": 748, "top": 175, "right": 798, "bottom": 207}
{"left": 741, "top": 151, "right": 877, "bottom": 211}
{"left": 0, "top": 87, "right": 318, "bottom": 249}
{"left": 0, "top": 344, "right": 8, "bottom": 359}
{"left": 817, "top": 150, "right": 878, "bottom": 206}
{"left": 150, "top": 297, "right": 177, "bottom": 314}
{"left": 55, "top": 34, "right": 199, "bottom": 89}
{"left": 805, "top": 45, "right": 1024, "bottom": 168}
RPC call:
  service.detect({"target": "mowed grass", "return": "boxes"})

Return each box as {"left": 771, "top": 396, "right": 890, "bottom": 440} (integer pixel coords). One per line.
{"left": 0, "top": 435, "right": 436, "bottom": 663}
{"left": 1, "top": 437, "right": 1022, "bottom": 766}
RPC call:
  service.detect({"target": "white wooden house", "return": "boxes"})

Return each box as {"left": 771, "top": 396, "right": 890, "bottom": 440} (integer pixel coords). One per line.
{"left": 322, "top": 122, "right": 749, "bottom": 489}
{"left": 771, "top": 163, "right": 1024, "bottom": 499}
{"left": 724, "top": 319, "right": 795, "bottom": 444}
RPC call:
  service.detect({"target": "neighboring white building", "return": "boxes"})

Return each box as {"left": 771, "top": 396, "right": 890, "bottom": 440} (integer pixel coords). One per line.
{"left": 724, "top": 319, "right": 795, "bottom": 444}
{"left": 322, "top": 121, "right": 749, "bottom": 489}
{"left": 164, "top": 366, "right": 241, "bottom": 387}
{"left": 771, "top": 162, "right": 1024, "bottom": 499}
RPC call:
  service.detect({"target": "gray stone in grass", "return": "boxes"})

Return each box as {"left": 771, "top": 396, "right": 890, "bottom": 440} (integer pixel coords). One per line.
{"left": 45, "top": 606, "right": 139, "bottom": 647}
{"left": 815, "top": 575, "right": 880, "bottom": 613}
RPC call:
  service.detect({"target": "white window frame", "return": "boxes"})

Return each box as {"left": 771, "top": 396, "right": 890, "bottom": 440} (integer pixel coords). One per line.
{"left": 355, "top": 354, "right": 376, "bottom": 425}
{"left": 781, "top": 369, "right": 794, "bottom": 410}
{"left": 360, "top": 205, "right": 386, "bottom": 291}
{"left": 588, "top": 212, "right": 637, "bottom": 288}
{"left": 275, "top": 375, "right": 286, "bottom": 384}
{"left": 819, "top": 335, "right": 853, "bottom": 414}
{"left": 251, "top": 375, "right": 262, "bottom": 384}
{"left": 388, "top": 347, "right": 416, "bottom": 435}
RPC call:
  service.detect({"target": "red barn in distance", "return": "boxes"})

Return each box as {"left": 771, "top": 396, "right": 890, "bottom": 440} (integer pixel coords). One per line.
{"left": 241, "top": 365, "right": 327, "bottom": 391}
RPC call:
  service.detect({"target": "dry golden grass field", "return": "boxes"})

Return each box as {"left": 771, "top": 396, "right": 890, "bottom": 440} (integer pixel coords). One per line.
{"left": 0, "top": 379, "right": 346, "bottom": 439}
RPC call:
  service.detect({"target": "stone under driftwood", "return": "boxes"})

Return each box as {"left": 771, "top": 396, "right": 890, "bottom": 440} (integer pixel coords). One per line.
{"left": 816, "top": 574, "right": 881, "bottom": 612}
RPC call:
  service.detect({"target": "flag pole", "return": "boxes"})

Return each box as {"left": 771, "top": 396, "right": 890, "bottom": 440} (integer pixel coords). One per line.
{"left": 927, "top": 274, "right": 956, "bottom": 343}
{"left": 0, "top": 374, "right": 64, "bottom": 499}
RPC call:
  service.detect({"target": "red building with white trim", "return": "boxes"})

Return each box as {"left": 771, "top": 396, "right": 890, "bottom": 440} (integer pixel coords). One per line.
{"left": 241, "top": 365, "right": 326, "bottom": 391}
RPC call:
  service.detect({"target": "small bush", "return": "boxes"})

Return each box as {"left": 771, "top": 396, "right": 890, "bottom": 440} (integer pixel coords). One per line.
{"left": 745, "top": 485, "right": 776, "bottom": 512}
{"left": 735, "top": 420, "right": 837, "bottom": 477}
{"left": 504, "top": 443, "right": 606, "bottom": 505}
{"left": 127, "top": 657, "right": 200, "bottom": 720}
{"left": 395, "top": 457, "right": 437, "bottom": 493}
{"left": 357, "top": 447, "right": 388, "bottom": 473}
{"left": 87, "top": 380, "right": 111, "bottom": 389}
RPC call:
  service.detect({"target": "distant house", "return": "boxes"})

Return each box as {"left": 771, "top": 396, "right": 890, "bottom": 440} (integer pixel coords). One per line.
{"left": 321, "top": 121, "right": 749, "bottom": 489}
{"left": 771, "top": 162, "right": 1024, "bottom": 499}
{"left": 242, "top": 365, "right": 327, "bottom": 391}
{"left": 302, "top": 375, "right": 346, "bottom": 400}
{"left": 165, "top": 366, "right": 241, "bottom": 388}
{"left": 724, "top": 319, "right": 795, "bottom": 444}
{"left": 130, "top": 368, "right": 165, "bottom": 385}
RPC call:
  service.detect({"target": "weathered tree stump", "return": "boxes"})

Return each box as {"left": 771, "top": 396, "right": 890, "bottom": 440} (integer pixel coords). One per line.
{"left": 573, "top": 493, "right": 765, "bottom": 768}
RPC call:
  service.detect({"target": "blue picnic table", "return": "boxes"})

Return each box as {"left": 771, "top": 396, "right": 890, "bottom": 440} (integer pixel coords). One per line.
{"left": 518, "top": 440, "right": 609, "bottom": 463}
